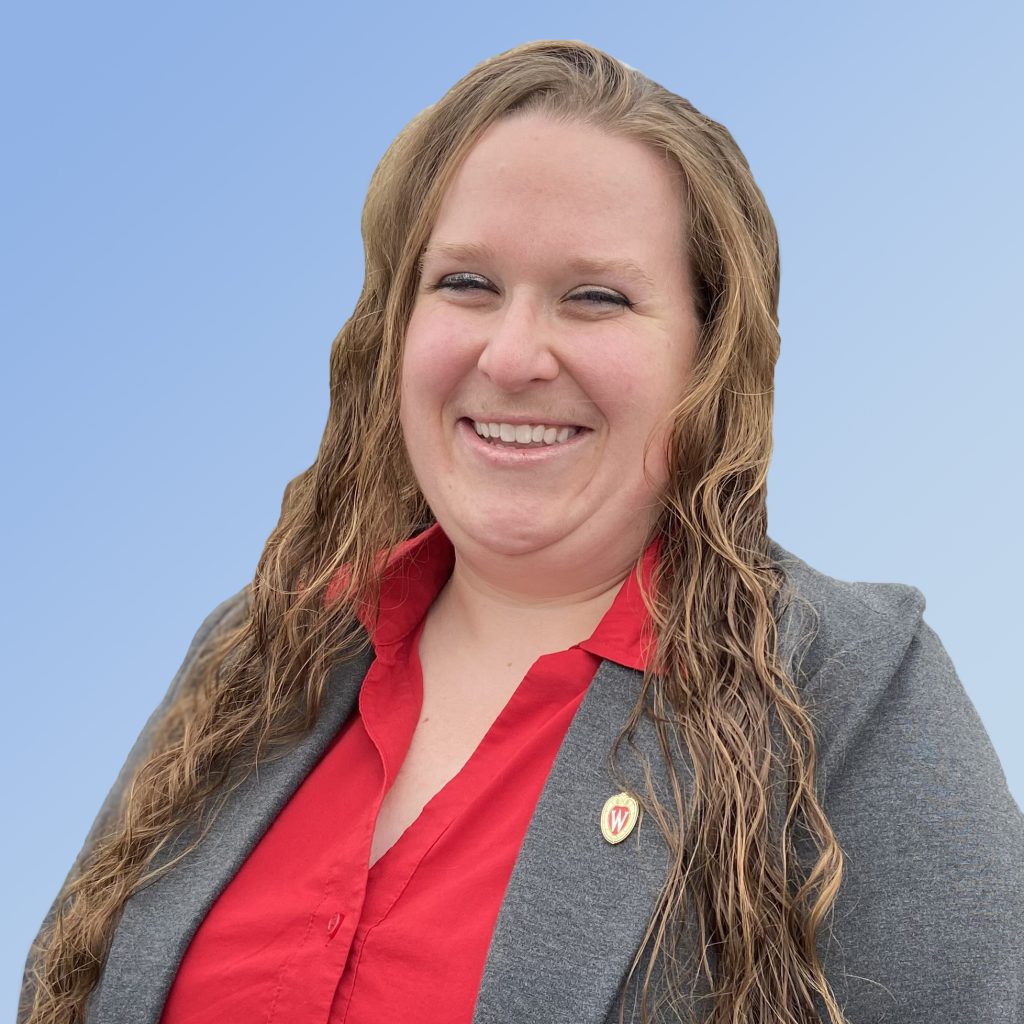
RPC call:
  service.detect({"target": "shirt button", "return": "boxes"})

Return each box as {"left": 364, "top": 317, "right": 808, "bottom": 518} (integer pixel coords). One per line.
{"left": 327, "top": 912, "right": 344, "bottom": 936}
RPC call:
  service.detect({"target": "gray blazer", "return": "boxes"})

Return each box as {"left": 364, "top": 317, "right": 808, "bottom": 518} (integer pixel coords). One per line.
{"left": 20, "top": 539, "right": 1024, "bottom": 1023}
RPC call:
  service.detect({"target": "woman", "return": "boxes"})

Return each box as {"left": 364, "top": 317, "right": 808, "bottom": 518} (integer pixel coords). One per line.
{"left": 21, "top": 39, "right": 1023, "bottom": 1024}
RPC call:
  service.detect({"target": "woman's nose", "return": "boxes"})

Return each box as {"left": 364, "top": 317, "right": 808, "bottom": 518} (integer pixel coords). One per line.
{"left": 475, "top": 297, "right": 560, "bottom": 390}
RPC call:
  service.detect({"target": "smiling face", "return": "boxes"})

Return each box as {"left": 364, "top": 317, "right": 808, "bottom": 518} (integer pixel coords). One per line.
{"left": 400, "top": 112, "right": 700, "bottom": 571}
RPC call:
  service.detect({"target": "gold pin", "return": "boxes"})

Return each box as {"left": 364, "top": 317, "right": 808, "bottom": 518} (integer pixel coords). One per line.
{"left": 600, "top": 792, "right": 640, "bottom": 844}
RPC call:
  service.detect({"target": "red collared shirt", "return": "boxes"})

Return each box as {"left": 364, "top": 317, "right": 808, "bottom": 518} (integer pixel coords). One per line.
{"left": 160, "top": 525, "right": 654, "bottom": 1024}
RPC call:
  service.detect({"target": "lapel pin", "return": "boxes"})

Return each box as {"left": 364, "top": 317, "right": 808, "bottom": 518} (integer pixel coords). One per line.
{"left": 600, "top": 792, "right": 640, "bottom": 844}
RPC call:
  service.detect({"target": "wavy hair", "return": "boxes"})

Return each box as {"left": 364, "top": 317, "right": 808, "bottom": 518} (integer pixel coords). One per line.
{"left": 24, "top": 40, "right": 847, "bottom": 1024}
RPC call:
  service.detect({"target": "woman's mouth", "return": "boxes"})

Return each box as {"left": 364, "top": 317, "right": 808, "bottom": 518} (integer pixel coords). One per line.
{"left": 469, "top": 419, "right": 581, "bottom": 449}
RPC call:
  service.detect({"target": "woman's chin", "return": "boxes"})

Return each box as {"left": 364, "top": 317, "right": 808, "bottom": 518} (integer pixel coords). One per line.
{"left": 441, "top": 508, "right": 580, "bottom": 560}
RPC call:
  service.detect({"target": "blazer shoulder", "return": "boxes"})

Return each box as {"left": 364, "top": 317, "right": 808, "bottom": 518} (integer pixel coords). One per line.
{"left": 766, "top": 536, "right": 926, "bottom": 691}
{"left": 184, "top": 586, "right": 251, "bottom": 671}
{"left": 765, "top": 536, "right": 936, "bottom": 796}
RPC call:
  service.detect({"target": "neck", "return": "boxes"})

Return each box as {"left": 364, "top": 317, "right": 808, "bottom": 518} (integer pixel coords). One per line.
{"left": 427, "top": 545, "right": 638, "bottom": 665}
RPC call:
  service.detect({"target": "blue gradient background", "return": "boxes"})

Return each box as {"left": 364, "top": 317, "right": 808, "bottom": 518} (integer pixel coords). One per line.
{"left": 5, "top": 1, "right": 1021, "bottom": 1008}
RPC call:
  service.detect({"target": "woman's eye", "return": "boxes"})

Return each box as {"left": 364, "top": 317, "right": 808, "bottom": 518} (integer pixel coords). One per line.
{"left": 436, "top": 273, "right": 491, "bottom": 293}
{"left": 572, "top": 289, "right": 633, "bottom": 308}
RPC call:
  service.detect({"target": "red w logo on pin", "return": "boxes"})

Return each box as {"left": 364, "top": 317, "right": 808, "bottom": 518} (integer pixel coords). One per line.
{"left": 600, "top": 793, "right": 640, "bottom": 844}
{"left": 607, "top": 805, "right": 632, "bottom": 835}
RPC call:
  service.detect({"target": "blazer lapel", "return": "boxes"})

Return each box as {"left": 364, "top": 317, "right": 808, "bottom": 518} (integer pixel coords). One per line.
{"left": 473, "top": 658, "right": 693, "bottom": 1024}
{"left": 87, "top": 648, "right": 374, "bottom": 1024}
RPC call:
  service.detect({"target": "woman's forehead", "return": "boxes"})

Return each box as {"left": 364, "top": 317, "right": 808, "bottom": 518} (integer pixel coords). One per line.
{"left": 424, "top": 116, "right": 688, "bottom": 277}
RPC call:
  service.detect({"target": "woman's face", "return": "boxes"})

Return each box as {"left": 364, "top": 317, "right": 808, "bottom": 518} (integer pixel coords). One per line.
{"left": 400, "top": 112, "right": 700, "bottom": 565}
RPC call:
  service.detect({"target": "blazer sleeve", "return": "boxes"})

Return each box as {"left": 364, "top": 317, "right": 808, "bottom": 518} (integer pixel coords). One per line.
{"left": 811, "top": 615, "right": 1024, "bottom": 1023}
{"left": 17, "top": 586, "right": 250, "bottom": 1024}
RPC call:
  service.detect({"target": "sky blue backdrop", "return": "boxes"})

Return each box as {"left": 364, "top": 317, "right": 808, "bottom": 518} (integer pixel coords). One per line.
{"left": 6, "top": 0, "right": 1022, "bottom": 1009}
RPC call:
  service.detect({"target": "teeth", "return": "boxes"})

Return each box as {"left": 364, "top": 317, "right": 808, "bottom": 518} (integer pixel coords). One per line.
{"left": 471, "top": 420, "right": 581, "bottom": 446}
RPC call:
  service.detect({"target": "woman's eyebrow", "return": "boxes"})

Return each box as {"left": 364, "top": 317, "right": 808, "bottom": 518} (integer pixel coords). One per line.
{"left": 419, "top": 241, "right": 493, "bottom": 265}
{"left": 418, "top": 241, "right": 655, "bottom": 290}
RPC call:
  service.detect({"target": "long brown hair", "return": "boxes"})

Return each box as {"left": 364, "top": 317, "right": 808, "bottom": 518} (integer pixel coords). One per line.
{"left": 25, "top": 40, "right": 847, "bottom": 1023}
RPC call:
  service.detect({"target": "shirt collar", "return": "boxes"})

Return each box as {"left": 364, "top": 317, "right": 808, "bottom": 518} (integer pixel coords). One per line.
{"left": 576, "top": 538, "right": 658, "bottom": 672}
{"left": 362, "top": 523, "right": 456, "bottom": 652}
{"left": 338, "top": 522, "right": 656, "bottom": 671}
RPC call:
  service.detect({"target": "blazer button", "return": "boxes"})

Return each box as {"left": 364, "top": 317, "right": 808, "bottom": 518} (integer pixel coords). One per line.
{"left": 327, "top": 912, "right": 344, "bottom": 936}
